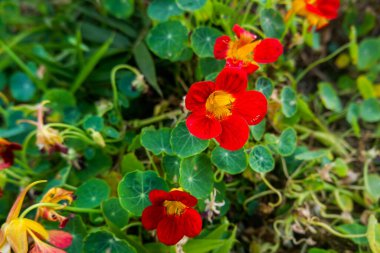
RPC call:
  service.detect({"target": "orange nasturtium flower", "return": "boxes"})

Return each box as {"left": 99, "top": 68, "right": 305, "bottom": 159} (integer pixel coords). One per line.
{"left": 0, "top": 138, "right": 22, "bottom": 170}
{"left": 0, "top": 181, "right": 72, "bottom": 253}
{"left": 21, "top": 101, "right": 68, "bottom": 154}
{"left": 142, "top": 188, "right": 202, "bottom": 246}
{"left": 214, "top": 24, "right": 283, "bottom": 74}
{"left": 36, "top": 188, "right": 75, "bottom": 228}
{"left": 286, "top": 0, "right": 340, "bottom": 30}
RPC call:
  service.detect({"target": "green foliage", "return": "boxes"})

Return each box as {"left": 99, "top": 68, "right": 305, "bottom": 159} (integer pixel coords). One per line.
{"left": 211, "top": 147, "right": 247, "bottom": 174}
{"left": 248, "top": 145, "right": 274, "bottom": 173}
{"left": 191, "top": 27, "right": 222, "bottom": 57}
{"left": 84, "top": 231, "right": 136, "bottom": 253}
{"left": 75, "top": 179, "right": 111, "bottom": 208}
{"left": 260, "top": 8, "right": 285, "bottom": 38}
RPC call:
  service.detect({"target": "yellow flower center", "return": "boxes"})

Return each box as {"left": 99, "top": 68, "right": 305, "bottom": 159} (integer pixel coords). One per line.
{"left": 206, "top": 91, "right": 236, "bottom": 120}
{"left": 163, "top": 200, "right": 187, "bottom": 216}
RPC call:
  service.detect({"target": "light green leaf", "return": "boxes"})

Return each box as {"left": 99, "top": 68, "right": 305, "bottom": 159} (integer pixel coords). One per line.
{"left": 281, "top": 86, "right": 298, "bottom": 117}
{"left": 176, "top": 0, "right": 206, "bottom": 11}
{"left": 102, "top": 0, "right": 134, "bottom": 19}
{"left": 84, "top": 231, "right": 136, "bottom": 253}
{"left": 357, "top": 75, "right": 375, "bottom": 99}
{"left": 255, "top": 77, "right": 273, "bottom": 99}
{"left": 260, "top": 8, "right": 285, "bottom": 38}
{"left": 102, "top": 198, "right": 129, "bottom": 229}
{"left": 75, "top": 178, "right": 110, "bottom": 208}
{"left": 211, "top": 147, "right": 247, "bottom": 174}
{"left": 147, "top": 0, "right": 183, "bottom": 21}
{"left": 140, "top": 127, "right": 173, "bottom": 155}
{"left": 278, "top": 127, "right": 297, "bottom": 156}
{"left": 10, "top": 72, "right": 36, "bottom": 102}
{"left": 359, "top": 98, "right": 380, "bottom": 123}
{"left": 250, "top": 119, "right": 266, "bottom": 141}
{"left": 191, "top": 26, "right": 222, "bottom": 57}
{"left": 318, "top": 82, "right": 342, "bottom": 113}
{"left": 248, "top": 145, "right": 274, "bottom": 173}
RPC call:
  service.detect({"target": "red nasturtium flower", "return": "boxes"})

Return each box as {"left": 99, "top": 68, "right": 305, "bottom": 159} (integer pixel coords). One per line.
{"left": 0, "top": 138, "right": 22, "bottom": 170}
{"left": 214, "top": 24, "right": 283, "bottom": 74}
{"left": 185, "top": 67, "right": 267, "bottom": 151}
{"left": 286, "top": 0, "right": 340, "bottom": 30}
{"left": 142, "top": 188, "right": 202, "bottom": 246}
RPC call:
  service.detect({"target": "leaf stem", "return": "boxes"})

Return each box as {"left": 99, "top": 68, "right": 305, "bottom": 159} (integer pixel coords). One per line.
{"left": 121, "top": 221, "right": 142, "bottom": 231}
{"left": 131, "top": 109, "right": 182, "bottom": 128}
{"left": 260, "top": 173, "right": 283, "bottom": 208}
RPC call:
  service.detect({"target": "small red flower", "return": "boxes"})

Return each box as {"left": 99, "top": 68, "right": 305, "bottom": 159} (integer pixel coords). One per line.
{"left": 214, "top": 24, "right": 283, "bottom": 74}
{"left": 286, "top": 0, "right": 340, "bottom": 30}
{"left": 0, "top": 138, "right": 22, "bottom": 170}
{"left": 142, "top": 188, "right": 202, "bottom": 246}
{"left": 185, "top": 67, "right": 267, "bottom": 151}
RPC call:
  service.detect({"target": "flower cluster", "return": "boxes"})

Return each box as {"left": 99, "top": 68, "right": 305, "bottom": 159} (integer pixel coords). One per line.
{"left": 0, "top": 181, "right": 73, "bottom": 253}
{"left": 286, "top": 0, "right": 340, "bottom": 30}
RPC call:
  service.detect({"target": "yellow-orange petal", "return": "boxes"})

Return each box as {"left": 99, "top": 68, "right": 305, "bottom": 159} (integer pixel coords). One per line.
{"left": 3, "top": 219, "right": 28, "bottom": 253}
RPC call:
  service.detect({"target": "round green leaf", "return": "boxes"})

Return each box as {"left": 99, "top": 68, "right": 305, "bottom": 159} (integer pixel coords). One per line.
{"left": 43, "top": 88, "right": 76, "bottom": 112}
{"left": 199, "top": 57, "right": 225, "bottom": 77}
{"left": 83, "top": 115, "right": 104, "bottom": 131}
{"left": 260, "top": 8, "right": 285, "bottom": 39}
{"left": 248, "top": 145, "right": 275, "bottom": 173}
{"left": 278, "top": 127, "right": 297, "bottom": 156}
{"left": 255, "top": 77, "right": 273, "bottom": 99}
{"left": 191, "top": 27, "right": 222, "bottom": 57}
{"left": 102, "top": 0, "right": 134, "bottom": 19}
{"left": 121, "top": 153, "right": 145, "bottom": 175}
{"left": 170, "top": 122, "right": 209, "bottom": 158}
{"left": 281, "top": 86, "right": 298, "bottom": 117}
{"left": 76, "top": 149, "right": 113, "bottom": 181}
{"left": 211, "top": 147, "right": 247, "bottom": 174}
{"left": 141, "top": 127, "right": 173, "bottom": 155}
{"left": 146, "top": 21, "right": 188, "bottom": 60}
{"left": 359, "top": 98, "right": 380, "bottom": 123}
{"left": 358, "top": 38, "right": 380, "bottom": 70}
{"left": 176, "top": 0, "right": 206, "bottom": 11}
{"left": 179, "top": 154, "right": 213, "bottom": 198}
{"left": 62, "top": 216, "right": 87, "bottom": 253}
{"left": 84, "top": 231, "right": 136, "bottom": 253}
{"left": 102, "top": 198, "right": 129, "bottom": 229}
{"left": 318, "top": 82, "right": 342, "bottom": 113}
{"left": 162, "top": 155, "right": 181, "bottom": 183}
{"left": 147, "top": 0, "right": 183, "bottom": 21}
{"left": 10, "top": 72, "right": 36, "bottom": 102}
{"left": 75, "top": 179, "right": 110, "bottom": 208}
{"left": 250, "top": 119, "right": 266, "bottom": 141}
{"left": 295, "top": 149, "right": 329, "bottom": 161}
{"left": 118, "top": 170, "right": 168, "bottom": 216}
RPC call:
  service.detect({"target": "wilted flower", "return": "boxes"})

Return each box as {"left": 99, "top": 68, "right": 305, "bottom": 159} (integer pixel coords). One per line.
{"left": 142, "top": 188, "right": 202, "bottom": 246}
{"left": 0, "top": 181, "right": 73, "bottom": 253}
{"left": 204, "top": 188, "right": 225, "bottom": 223}
{"left": 36, "top": 187, "right": 75, "bottom": 228}
{"left": 286, "top": 0, "right": 340, "bottom": 30}
{"left": 185, "top": 67, "right": 267, "bottom": 150}
{"left": 0, "top": 138, "right": 22, "bottom": 170}
{"left": 214, "top": 24, "right": 283, "bottom": 74}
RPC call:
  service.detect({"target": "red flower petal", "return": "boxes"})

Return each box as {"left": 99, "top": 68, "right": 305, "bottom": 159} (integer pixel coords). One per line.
{"left": 253, "top": 38, "right": 283, "bottom": 64}
{"left": 157, "top": 216, "right": 184, "bottom": 245}
{"left": 232, "top": 24, "right": 257, "bottom": 41}
{"left": 233, "top": 91, "right": 267, "bottom": 125}
{"left": 215, "top": 115, "right": 249, "bottom": 151}
{"left": 307, "top": 0, "right": 339, "bottom": 19}
{"left": 182, "top": 208, "right": 202, "bottom": 238}
{"left": 185, "top": 81, "right": 215, "bottom": 112}
{"left": 149, "top": 190, "right": 171, "bottom": 205}
{"left": 48, "top": 230, "right": 73, "bottom": 249}
{"left": 213, "top": 35, "right": 230, "bottom": 59}
{"left": 142, "top": 205, "right": 166, "bottom": 230}
{"left": 215, "top": 67, "right": 247, "bottom": 94}
{"left": 186, "top": 111, "right": 222, "bottom": 140}
{"left": 170, "top": 191, "right": 198, "bottom": 207}
{"left": 244, "top": 62, "right": 259, "bottom": 74}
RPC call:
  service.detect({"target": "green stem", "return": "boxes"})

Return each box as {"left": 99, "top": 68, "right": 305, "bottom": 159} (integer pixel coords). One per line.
{"left": 145, "top": 149, "right": 159, "bottom": 173}
{"left": 294, "top": 43, "right": 351, "bottom": 85}
{"left": 132, "top": 109, "right": 182, "bottom": 128}
{"left": 309, "top": 219, "right": 367, "bottom": 239}
{"left": 261, "top": 173, "right": 283, "bottom": 208}
{"left": 213, "top": 170, "right": 225, "bottom": 183}
{"left": 241, "top": 1, "right": 254, "bottom": 25}
{"left": 121, "top": 221, "right": 142, "bottom": 231}
{"left": 63, "top": 206, "right": 101, "bottom": 214}
{"left": 243, "top": 190, "right": 274, "bottom": 209}
{"left": 20, "top": 203, "right": 60, "bottom": 218}
{"left": 3, "top": 169, "right": 24, "bottom": 180}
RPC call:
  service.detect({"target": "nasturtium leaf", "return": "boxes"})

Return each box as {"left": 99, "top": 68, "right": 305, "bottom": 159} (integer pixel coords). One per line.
{"left": 255, "top": 77, "right": 273, "bottom": 99}
{"left": 83, "top": 115, "right": 104, "bottom": 131}
{"left": 76, "top": 149, "right": 112, "bottom": 180}
{"left": 0, "top": 72, "right": 6, "bottom": 91}
{"left": 43, "top": 88, "right": 76, "bottom": 112}
{"left": 264, "top": 133, "right": 279, "bottom": 154}
{"left": 102, "top": 0, "right": 134, "bottom": 19}
{"left": 278, "top": 128, "right": 297, "bottom": 156}
{"left": 308, "top": 249, "right": 337, "bottom": 253}
{"left": 147, "top": 0, "right": 183, "bottom": 21}
{"left": 334, "top": 190, "right": 353, "bottom": 212}
{"left": 346, "top": 102, "right": 360, "bottom": 136}
{"left": 117, "top": 71, "right": 141, "bottom": 99}
{"left": 248, "top": 145, "right": 275, "bottom": 173}
{"left": 332, "top": 158, "right": 349, "bottom": 177}
{"left": 366, "top": 174, "right": 380, "bottom": 200}
{"left": 162, "top": 155, "right": 181, "bottom": 183}
{"left": 183, "top": 239, "right": 225, "bottom": 253}
{"left": 318, "top": 82, "right": 342, "bottom": 113}
{"left": 118, "top": 170, "right": 168, "bottom": 216}
{"left": 367, "top": 215, "right": 380, "bottom": 253}
{"left": 179, "top": 154, "right": 213, "bottom": 198}
{"left": 63, "top": 216, "right": 87, "bottom": 253}
{"left": 260, "top": 8, "right": 285, "bottom": 38}
{"left": 146, "top": 21, "right": 188, "bottom": 60}
{"left": 45, "top": 166, "right": 71, "bottom": 189}
{"left": 102, "top": 198, "right": 129, "bottom": 229}
{"left": 281, "top": 86, "right": 298, "bottom": 117}
{"left": 250, "top": 119, "right": 266, "bottom": 141}
{"left": 75, "top": 178, "right": 110, "bottom": 208}
{"left": 357, "top": 38, "right": 380, "bottom": 70}
{"left": 10, "top": 72, "right": 36, "bottom": 102}
{"left": 170, "top": 46, "right": 193, "bottom": 62}
{"left": 359, "top": 98, "right": 380, "bottom": 123}
{"left": 104, "top": 126, "right": 120, "bottom": 139}
{"left": 191, "top": 27, "right": 222, "bottom": 57}
{"left": 337, "top": 223, "right": 368, "bottom": 245}
{"left": 357, "top": 75, "right": 375, "bottom": 99}
{"left": 176, "top": 0, "right": 206, "bottom": 11}
{"left": 170, "top": 122, "right": 209, "bottom": 158}
{"left": 211, "top": 147, "right": 247, "bottom": 175}
{"left": 121, "top": 153, "right": 145, "bottom": 175}
{"left": 84, "top": 231, "right": 136, "bottom": 253}
{"left": 295, "top": 149, "right": 329, "bottom": 161}
{"left": 285, "top": 146, "right": 308, "bottom": 175}
{"left": 140, "top": 127, "right": 173, "bottom": 155}
{"left": 199, "top": 57, "right": 225, "bottom": 77}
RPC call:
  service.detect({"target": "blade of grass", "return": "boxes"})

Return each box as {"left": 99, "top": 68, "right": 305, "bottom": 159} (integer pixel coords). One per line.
{"left": 70, "top": 36, "right": 114, "bottom": 94}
